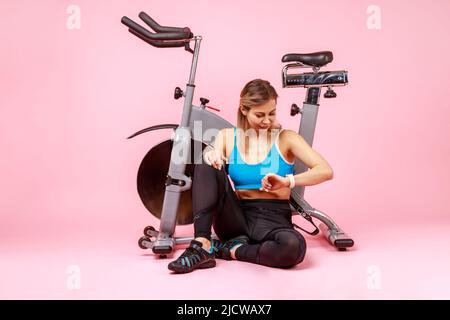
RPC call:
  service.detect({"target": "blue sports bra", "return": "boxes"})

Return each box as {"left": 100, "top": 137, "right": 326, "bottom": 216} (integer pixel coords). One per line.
{"left": 228, "top": 127, "right": 295, "bottom": 190}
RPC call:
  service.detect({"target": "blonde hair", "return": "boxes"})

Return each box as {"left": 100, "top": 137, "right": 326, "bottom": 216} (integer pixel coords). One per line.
{"left": 237, "top": 79, "right": 279, "bottom": 131}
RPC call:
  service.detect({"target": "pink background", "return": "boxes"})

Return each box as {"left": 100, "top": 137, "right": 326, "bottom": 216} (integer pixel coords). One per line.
{"left": 1, "top": 0, "right": 449, "bottom": 299}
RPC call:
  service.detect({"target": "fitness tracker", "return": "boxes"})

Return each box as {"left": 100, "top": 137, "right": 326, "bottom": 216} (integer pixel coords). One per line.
{"left": 286, "top": 174, "right": 295, "bottom": 189}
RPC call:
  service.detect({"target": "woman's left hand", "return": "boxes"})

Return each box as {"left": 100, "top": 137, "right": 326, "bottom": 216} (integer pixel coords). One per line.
{"left": 260, "top": 173, "right": 289, "bottom": 192}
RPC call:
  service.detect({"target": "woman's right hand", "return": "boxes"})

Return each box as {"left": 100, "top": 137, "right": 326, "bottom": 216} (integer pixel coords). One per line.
{"left": 204, "top": 148, "right": 227, "bottom": 170}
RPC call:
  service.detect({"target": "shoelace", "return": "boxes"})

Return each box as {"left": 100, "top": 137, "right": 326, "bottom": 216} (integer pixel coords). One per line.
{"left": 213, "top": 239, "right": 240, "bottom": 252}
{"left": 176, "top": 246, "right": 204, "bottom": 267}
{"left": 212, "top": 239, "right": 224, "bottom": 252}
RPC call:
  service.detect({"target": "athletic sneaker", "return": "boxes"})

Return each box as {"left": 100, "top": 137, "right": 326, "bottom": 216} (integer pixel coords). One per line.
{"left": 212, "top": 235, "right": 249, "bottom": 260}
{"left": 168, "top": 240, "right": 216, "bottom": 273}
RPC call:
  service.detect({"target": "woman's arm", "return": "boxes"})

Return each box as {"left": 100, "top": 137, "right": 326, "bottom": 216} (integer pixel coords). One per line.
{"left": 284, "top": 129, "right": 333, "bottom": 187}
{"left": 202, "top": 128, "right": 228, "bottom": 169}
{"left": 207, "top": 128, "right": 225, "bottom": 154}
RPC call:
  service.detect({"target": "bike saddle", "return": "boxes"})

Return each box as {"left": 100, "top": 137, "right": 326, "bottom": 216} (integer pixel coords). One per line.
{"left": 282, "top": 51, "right": 333, "bottom": 67}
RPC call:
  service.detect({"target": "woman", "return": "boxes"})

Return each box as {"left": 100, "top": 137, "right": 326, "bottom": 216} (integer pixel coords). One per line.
{"left": 168, "top": 79, "right": 333, "bottom": 273}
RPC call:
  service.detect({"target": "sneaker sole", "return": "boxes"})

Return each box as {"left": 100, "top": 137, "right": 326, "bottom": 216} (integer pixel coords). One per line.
{"left": 168, "top": 259, "right": 216, "bottom": 274}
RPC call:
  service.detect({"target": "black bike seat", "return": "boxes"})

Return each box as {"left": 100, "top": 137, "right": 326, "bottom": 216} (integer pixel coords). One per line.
{"left": 282, "top": 51, "right": 333, "bottom": 67}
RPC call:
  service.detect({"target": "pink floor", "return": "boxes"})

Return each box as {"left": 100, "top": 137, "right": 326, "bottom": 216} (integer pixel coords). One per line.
{"left": 1, "top": 219, "right": 449, "bottom": 300}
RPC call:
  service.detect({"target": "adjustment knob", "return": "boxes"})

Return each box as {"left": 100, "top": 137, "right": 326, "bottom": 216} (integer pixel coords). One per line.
{"left": 174, "top": 87, "right": 183, "bottom": 100}
{"left": 200, "top": 97, "right": 210, "bottom": 105}
{"left": 324, "top": 87, "right": 337, "bottom": 98}
{"left": 290, "top": 103, "right": 300, "bottom": 116}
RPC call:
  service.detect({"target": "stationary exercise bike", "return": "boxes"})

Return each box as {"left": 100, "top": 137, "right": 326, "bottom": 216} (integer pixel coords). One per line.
{"left": 121, "top": 11, "right": 354, "bottom": 257}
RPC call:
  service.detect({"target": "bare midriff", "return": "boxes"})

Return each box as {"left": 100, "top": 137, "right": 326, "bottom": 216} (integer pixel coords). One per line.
{"left": 235, "top": 188, "right": 291, "bottom": 200}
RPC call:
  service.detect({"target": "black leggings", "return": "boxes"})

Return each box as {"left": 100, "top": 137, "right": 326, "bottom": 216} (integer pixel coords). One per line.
{"left": 192, "top": 163, "right": 306, "bottom": 268}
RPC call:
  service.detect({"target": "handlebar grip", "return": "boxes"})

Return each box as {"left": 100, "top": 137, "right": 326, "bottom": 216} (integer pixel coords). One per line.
{"left": 121, "top": 16, "right": 188, "bottom": 40}
{"left": 138, "top": 12, "right": 192, "bottom": 38}
{"left": 128, "top": 29, "right": 186, "bottom": 48}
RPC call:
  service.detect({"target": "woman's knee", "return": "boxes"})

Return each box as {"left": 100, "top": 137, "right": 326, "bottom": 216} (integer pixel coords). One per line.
{"left": 275, "top": 231, "right": 307, "bottom": 267}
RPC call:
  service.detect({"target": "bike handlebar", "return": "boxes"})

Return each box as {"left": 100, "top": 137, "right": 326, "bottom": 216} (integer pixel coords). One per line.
{"left": 138, "top": 12, "right": 189, "bottom": 35}
{"left": 121, "top": 12, "right": 193, "bottom": 48}
{"left": 128, "top": 28, "right": 187, "bottom": 48}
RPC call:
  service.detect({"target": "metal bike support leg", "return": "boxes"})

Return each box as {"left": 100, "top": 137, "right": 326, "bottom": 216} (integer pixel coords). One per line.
{"left": 292, "top": 95, "right": 354, "bottom": 250}
{"left": 152, "top": 36, "right": 202, "bottom": 254}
